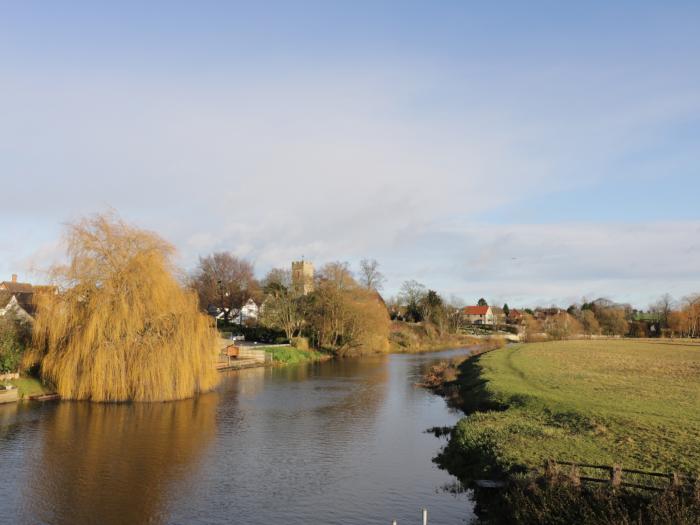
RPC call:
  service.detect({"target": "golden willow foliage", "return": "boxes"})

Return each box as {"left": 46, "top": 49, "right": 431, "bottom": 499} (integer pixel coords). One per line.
{"left": 307, "top": 262, "right": 390, "bottom": 355}
{"left": 27, "top": 214, "right": 219, "bottom": 402}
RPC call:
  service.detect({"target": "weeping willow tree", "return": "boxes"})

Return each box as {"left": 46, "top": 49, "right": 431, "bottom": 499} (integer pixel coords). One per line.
{"left": 26, "top": 214, "right": 219, "bottom": 402}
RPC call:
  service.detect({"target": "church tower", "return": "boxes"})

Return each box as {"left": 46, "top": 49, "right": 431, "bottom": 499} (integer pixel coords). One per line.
{"left": 291, "top": 260, "right": 314, "bottom": 296}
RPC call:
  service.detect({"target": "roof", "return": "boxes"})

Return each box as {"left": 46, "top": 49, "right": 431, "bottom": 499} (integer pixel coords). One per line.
{"left": 464, "top": 305, "right": 490, "bottom": 315}
{"left": 0, "top": 294, "right": 35, "bottom": 321}
{"left": 508, "top": 309, "right": 523, "bottom": 317}
{"left": 0, "top": 281, "right": 33, "bottom": 294}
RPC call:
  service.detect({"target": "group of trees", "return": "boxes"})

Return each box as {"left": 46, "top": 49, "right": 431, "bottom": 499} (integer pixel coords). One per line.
{"left": 190, "top": 252, "right": 261, "bottom": 321}
{"left": 667, "top": 294, "right": 700, "bottom": 337}
{"left": 522, "top": 302, "right": 631, "bottom": 340}
{"left": 259, "top": 260, "right": 390, "bottom": 355}
{"left": 386, "top": 281, "right": 463, "bottom": 336}
{"left": 516, "top": 293, "right": 700, "bottom": 340}
{"left": 189, "top": 251, "right": 700, "bottom": 344}
{"left": 188, "top": 254, "right": 393, "bottom": 355}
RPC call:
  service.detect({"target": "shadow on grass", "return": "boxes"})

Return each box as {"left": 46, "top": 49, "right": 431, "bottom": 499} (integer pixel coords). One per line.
{"left": 430, "top": 353, "right": 514, "bottom": 484}
{"left": 438, "top": 353, "right": 507, "bottom": 414}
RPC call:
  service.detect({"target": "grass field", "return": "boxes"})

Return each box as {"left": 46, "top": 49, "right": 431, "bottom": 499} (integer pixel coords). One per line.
{"left": 443, "top": 340, "right": 700, "bottom": 479}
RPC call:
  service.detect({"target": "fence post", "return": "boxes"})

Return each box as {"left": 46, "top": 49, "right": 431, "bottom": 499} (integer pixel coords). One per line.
{"left": 422, "top": 508, "right": 428, "bottom": 525}
{"left": 611, "top": 465, "right": 622, "bottom": 488}
{"left": 544, "top": 459, "right": 557, "bottom": 484}
{"left": 568, "top": 464, "right": 581, "bottom": 487}
{"left": 670, "top": 472, "right": 682, "bottom": 489}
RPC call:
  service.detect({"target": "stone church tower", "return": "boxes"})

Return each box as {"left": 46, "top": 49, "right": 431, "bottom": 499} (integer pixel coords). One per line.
{"left": 291, "top": 260, "right": 314, "bottom": 296}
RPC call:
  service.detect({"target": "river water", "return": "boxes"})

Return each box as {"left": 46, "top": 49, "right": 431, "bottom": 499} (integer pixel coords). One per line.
{"left": 0, "top": 348, "right": 476, "bottom": 525}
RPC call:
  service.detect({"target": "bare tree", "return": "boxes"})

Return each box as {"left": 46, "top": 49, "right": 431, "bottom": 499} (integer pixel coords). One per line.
{"left": 191, "top": 252, "right": 260, "bottom": 318}
{"left": 398, "top": 280, "right": 427, "bottom": 322}
{"left": 259, "top": 289, "right": 304, "bottom": 341}
{"left": 318, "top": 261, "right": 354, "bottom": 290}
{"left": 262, "top": 267, "right": 291, "bottom": 295}
{"left": 650, "top": 293, "right": 674, "bottom": 328}
{"left": 358, "top": 258, "right": 386, "bottom": 291}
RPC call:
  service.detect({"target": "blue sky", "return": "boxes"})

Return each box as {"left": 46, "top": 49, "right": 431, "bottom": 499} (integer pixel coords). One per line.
{"left": 1, "top": 1, "right": 699, "bottom": 308}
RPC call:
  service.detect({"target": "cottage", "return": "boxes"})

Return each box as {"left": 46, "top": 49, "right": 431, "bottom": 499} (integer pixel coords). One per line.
{"left": 463, "top": 305, "right": 495, "bottom": 325}
{"left": 0, "top": 275, "right": 57, "bottom": 323}
{"left": 0, "top": 275, "right": 37, "bottom": 322}
{"left": 507, "top": 309, "right": 524, "bottom": 324}
{"left": 0, "top": 274, "right": 33, "bottom": 295}
{"left": 0, "top": 294, "right": 34, "bottom": 324}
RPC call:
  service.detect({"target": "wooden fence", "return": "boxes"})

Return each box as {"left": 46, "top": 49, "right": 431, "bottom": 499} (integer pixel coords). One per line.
{"left": 544, "top": 459, "right": 698, "bottom": 493}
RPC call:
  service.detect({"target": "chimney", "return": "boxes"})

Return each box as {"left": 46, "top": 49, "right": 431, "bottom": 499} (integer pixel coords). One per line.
{"left": 11, "top": 274, "right": 17, "bottom": 283}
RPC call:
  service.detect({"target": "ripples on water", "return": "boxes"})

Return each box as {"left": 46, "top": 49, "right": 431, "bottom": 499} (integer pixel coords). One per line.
{"left": 0, "top": 349, "right": 476, "bottom": 524}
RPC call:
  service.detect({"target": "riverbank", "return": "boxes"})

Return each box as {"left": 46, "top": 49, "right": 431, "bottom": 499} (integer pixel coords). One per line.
{"left": 260, "top": 345, "right": 329, "bottom": 365}
{"left": 425, "top": 340, "right": 700, "bottom": 523}
{"left": 389, "top": 321, "right": 480, "bottom": 353}
{"left": 4, "top": 376, "right": 53, "bottom": 400}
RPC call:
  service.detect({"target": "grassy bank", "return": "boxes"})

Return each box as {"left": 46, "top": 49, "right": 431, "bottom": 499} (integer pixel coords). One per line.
{"left": 429, "top": 340, "right": 700, "bottom": 523}
{"left": 5, "top": 375, "right": 52, "bottom": 399}
{"left": 260, "top": 346, "right": 328, "bottom": 365}
{"left": 390, "top": 321, "right": 478, "bottom": 353}
{"left": 438, "top": 340, "right": 700, "bottom": 481}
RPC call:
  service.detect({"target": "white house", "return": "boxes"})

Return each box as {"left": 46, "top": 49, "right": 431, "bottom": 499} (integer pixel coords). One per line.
{"left": 230, "top": 299, "right": 259, "bottom": 325}
{"left": 463, "top": 305, "right": 495, "bottom": 325}
{"left": 240, "top": 299, "right": 259, "bottom": 320}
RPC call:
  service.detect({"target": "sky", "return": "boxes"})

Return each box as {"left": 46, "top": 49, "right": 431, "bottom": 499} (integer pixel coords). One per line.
{"left": 1, "top": 1, "right": 699, "bottom": 308}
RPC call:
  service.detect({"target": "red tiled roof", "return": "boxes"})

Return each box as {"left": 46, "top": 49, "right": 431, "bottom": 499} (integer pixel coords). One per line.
{"left": 463, "top": 305, "right": 490, "bottom": 315}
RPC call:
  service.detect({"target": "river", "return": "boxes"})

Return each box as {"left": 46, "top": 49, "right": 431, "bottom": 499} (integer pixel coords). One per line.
{"left": 0, "top": 348, "right": 476, "bottom": 525}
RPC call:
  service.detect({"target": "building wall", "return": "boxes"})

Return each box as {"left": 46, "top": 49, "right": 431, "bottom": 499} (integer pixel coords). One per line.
{"left": 465, "top": 308, "right": 495, "bottom": 325}
{"left": 291, "top": 261, "right": 314, "bottom": 295}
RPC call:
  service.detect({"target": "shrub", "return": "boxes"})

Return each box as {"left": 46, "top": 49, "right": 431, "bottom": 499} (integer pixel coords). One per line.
{"left": 0, "top": 316, "right": 29, "bottom": 373}
{"left": 291, "top": 336, "right": 310, "bottom": 350}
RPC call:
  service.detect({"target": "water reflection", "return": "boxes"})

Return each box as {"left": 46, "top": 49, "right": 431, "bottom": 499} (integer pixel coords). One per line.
{"left": 20, "top": 394, "right": 218, "bottom": 525}
{"left": 2, "top": 349, "right": 476, "bottom": 525}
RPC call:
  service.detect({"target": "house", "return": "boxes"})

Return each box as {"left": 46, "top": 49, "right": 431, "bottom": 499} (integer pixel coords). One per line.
{"left": 0, "top": 274, "right": 33, "bottom": 295}
{"left": 0, "top": 294, "right": 34, "bottom": 324}
{"left": 229, "top": 299, "right": 259, "bottom": 325}
{"left": 463, "top": 305, "right": 495, "bottom": 325}
{"left": 240, "top": 298, "right": 259, "bottom": 321}
{"left": 534, "top": 307, "right": 561, "bottom": 322}
{"left": 507, "top": 309, "right": 524, "bottom": 324}
{"left": 0, "top": 275, "right": 37, "bottom": 322}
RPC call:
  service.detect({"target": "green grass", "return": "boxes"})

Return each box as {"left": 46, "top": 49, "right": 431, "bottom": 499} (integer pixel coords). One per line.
{"left": 6, "top": 376, "right": 52, "bottom": 399}
{"left": 443, "top": 340, "right": 700, "bottom": 479}
{"left": 260, "top": 345, "right": 327, "bottom": 365}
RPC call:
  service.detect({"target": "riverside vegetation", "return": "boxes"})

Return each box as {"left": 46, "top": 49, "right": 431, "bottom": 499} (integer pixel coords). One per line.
{"left": 7, "top": 213, "right": 473, "bottom": 403}
{"left": 26, "top": 214, "right": 219, "bottom": 402}
{"left": 425, "top": 339, "right": 700, "bottom": 524}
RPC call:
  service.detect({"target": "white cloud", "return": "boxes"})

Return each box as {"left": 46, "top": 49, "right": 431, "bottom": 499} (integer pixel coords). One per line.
{"left": 1, "top": 64, "right": 698, "bottom": 307}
